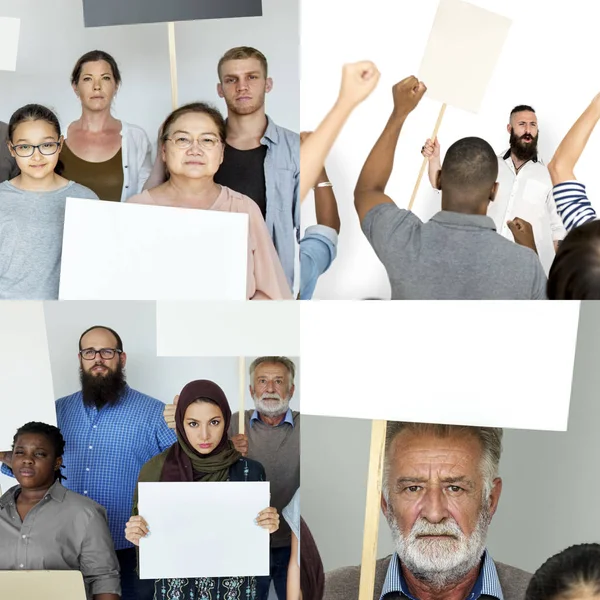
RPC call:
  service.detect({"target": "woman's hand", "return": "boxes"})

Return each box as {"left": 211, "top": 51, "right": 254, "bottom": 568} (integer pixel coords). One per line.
{"left": 256, "top": 507, "right": 280, "bottom": 534}
{"left": 124, "top": 515, "right": 149, "bottom": 546}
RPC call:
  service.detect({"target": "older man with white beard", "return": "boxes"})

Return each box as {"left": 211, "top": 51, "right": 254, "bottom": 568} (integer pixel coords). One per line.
{"left": 324, "top": 422, "right": 531, "bottom": 600}
{"left": 229, "top": 356, "right": 300, "bottom": 600}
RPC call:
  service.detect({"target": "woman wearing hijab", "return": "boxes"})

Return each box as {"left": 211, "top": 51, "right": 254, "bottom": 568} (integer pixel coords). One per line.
{"left": 124, "top": 379, "right": 279, "bottom": 600}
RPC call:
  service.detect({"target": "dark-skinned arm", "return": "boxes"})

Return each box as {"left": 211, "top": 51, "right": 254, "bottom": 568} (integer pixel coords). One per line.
{"left": 354, "top": 76, "right": 427, "bottom": 224}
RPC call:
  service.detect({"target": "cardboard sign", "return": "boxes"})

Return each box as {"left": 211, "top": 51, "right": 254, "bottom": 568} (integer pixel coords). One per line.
{"left": 0, "top": 17, "right": 20, "bottom": 71}
{"left": 82, "top": 0, "right": 262, "bottom": 28}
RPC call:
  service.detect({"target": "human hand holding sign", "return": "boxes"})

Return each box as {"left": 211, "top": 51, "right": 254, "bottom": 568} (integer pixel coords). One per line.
{"left": 508, "top": 218, "right": 537, "bottom": 254}
{"left": 231, "top": 433, "right": 249, "bottom": 456}
{"left": 422, "top": 137, "right": 442, "bottom": 188}
{"left": 163, "top": 394, "right": 178, "bottom": 429}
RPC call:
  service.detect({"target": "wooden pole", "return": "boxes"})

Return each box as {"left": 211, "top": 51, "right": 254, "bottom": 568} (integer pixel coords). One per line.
{"left": 167, "top": 22, "right": 178, "bottom": 110}
{"left": 407, "top": 103, "right": 447, "bottom": 211}
{"left": 358, "top": 420, "right": 387, "bottom": 600}
{"left": 239, "top": 357, "right": 245, "bottom": 435}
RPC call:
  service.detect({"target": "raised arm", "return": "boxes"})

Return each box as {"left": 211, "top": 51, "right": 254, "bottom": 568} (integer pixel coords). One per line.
{"left": 300, "top": 61, "right": 380, "bottom": 202}
{"left": 548, "top": 93, "right": 600, "bottom": 185}
{"left": 354, "top": 76, "right": 427, "bottom": 223}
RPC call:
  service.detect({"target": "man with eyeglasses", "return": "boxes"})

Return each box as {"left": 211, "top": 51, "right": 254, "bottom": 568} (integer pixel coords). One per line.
{"left": 0, "top": 325, "right": 175, "bottom": 600}
{"left": 0, "top": 121, "right": 18, "bottom": 182}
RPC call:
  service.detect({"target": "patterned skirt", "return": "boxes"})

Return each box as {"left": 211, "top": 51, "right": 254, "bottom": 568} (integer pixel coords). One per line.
{"left": 153, "top": 577, "right": 257, "bottom": 600}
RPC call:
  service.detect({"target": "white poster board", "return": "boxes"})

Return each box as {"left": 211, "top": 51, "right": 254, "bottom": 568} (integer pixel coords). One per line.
{"left": 301, "top": 301, "right": 580, "bottom": 430}
{"left": 0, "top": 17, "right": 20, "bottom": 72}
{"left": 156, "top": 301, "right": 300, "bottom": 356}
{"left": 0, "top": 571, "right": 86, "bottom": 600}
{"left": 419, "top": 0, "right": 512, "bottom": 113}
{"left": 138, "top": 481, "right": 270, "bottom": 579}
{"left": 0, "top": 303, "right": 56, "bottom": 448}
{"left": 59, "top": 199, "right": 248, "bottom": 301}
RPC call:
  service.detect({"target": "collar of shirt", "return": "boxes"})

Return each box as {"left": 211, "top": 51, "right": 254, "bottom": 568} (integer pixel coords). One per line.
{"left": 431, "top": 211, "right": 497, "bottom": 232}
{"left": 250, "top": 408, "right": 294, "bottom": 428}
{"left": 381, "top": 550, "right": 503, "bottom": 600}
{"left": 0, "top": 480, "right": 67, "bottom": 509}
{"left": 501, "top": 148, "right": 540, "bottom": 165}
{"left": 261, "top": 115, "right": 280, "bottom": 146}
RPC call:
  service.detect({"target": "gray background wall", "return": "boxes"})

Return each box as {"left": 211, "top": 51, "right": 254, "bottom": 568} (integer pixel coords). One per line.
{"left": 301, "top": 301, "right": 599, "bottom": 576}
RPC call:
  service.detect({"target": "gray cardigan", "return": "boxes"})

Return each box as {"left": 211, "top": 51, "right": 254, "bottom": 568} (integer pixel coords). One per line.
{"left": 324, "top": 555, "right": 531, "bottom": 600}
{"left": 0, "top": 121, "right": 18, "bottom": 183}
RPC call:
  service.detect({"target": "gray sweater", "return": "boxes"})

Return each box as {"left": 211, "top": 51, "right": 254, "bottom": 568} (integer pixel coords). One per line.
{"left": 0, "top": 122, "right": 18, "bottom": 183}
{"left": 229, "top": 409, "right": 300, "bottom": 548}
{"left": 324, "top": 555, "right": 532, "bottom": 600}
{"left": 0, "top": 179, "right": 98, "bottom": 299}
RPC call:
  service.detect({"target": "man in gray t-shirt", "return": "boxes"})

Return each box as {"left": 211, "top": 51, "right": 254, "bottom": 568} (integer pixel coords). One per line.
{"left": 0, "top": 121, "right": 19, "bottom": 183}
{"left": 354, "top": 76, "right": 547, "bottom": 300}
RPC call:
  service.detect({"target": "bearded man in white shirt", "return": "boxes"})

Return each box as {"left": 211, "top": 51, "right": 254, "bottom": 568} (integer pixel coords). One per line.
{"left": 423, "top": 105, "right": 566, "bottom": 274}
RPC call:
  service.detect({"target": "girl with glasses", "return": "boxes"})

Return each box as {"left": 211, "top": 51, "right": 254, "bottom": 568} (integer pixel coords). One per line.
{"left": 1, "top": 104, "right": 98, "bottom": 299}
{"left": 127, "top": 102, "right": 292, "bottom": 300}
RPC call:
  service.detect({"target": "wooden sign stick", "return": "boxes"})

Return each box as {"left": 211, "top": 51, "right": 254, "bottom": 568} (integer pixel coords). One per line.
{"left": 239, "top": 357, "right": 245, "bottom": 435}
{"left": 407, "top": 103, "right": 447, "bottom": 211}
{"left": 167, "top": 22, "right": 178, "bottom": 110}
{"left": 358, "top": 419, "right": 387, "bottom": 600}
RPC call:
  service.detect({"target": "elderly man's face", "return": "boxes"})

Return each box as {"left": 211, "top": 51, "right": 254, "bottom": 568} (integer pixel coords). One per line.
{"left": 382, "top": 430, "right": 501, "bottom": 587}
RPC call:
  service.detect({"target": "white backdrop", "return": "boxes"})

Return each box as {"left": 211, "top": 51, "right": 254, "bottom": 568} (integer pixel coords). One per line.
{"left": 301, "top": 0, "right": 600, "bottom": 299}
{"left": 0, "top": 0, "right": 299, "bottom": 153}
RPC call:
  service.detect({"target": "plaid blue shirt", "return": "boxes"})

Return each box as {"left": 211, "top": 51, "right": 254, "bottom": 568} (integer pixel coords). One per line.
{"left": 381, "top": 550, "right": 503, "bottom": 600}
{"left": 3, "top": 385, "right": 176, "bottom": 550}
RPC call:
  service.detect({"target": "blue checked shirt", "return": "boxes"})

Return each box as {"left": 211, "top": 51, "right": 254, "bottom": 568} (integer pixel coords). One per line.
{"left": 250, "top": 408, "right": 295, "bottom": 428}
{"left": 2, "top": 385, "right": 176, "bottom": 550}
{"left": 380, "top": 550, "right": 503, "bottom": 600}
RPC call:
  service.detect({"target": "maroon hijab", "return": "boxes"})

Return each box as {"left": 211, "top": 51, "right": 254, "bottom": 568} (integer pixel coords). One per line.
{"left": 160, "top": 379, "right": 241, "bottom": 482}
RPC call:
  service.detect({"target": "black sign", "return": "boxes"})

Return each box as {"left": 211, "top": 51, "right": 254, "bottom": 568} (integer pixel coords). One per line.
{"left": 82, "top": 0, "right": 263, "bottom": 28}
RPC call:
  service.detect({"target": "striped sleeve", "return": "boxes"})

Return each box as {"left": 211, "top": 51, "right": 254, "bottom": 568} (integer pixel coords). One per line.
{"left": 553, "top": 181, "right": 597, "bottom": 231}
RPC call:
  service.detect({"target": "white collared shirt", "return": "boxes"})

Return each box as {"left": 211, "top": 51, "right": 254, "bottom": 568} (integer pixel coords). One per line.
{"left": 487, "top": 150, "right": 566, "bottom": 274}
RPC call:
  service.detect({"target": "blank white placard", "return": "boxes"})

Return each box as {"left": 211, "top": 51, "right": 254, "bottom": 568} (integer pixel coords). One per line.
{"left": 419, "top": 0, "right": 512, "bottom": 113}
{"left": 156, "top": 301, "right": 300, "bottom": 356}
{"left": 301, "top": 301, "right": 580, "bottom": 431}
{"left": 138, "top": 481, "right": 270, "bottom": 579}
{"left": 59, "top": 199, "right": 248, "bottom": 300}
{"left": 0, "top": 303, "right": 56, "bottom": 448}
{"left": 0, "top": 17, "right": 20, "bottom": 71}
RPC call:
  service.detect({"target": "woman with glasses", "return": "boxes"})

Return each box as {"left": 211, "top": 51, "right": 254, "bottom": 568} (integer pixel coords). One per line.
{"left": 127, "top": 102, "right": 292, "bottom": 300}
{"left": 61, "top": 50, "right": 153, "bottom": 202}
{"left": 0, "top": 104, "right": 97, "bottom": 300}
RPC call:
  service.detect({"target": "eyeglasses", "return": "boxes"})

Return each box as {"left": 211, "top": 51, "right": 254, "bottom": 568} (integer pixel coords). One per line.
{"left": 79, "top": 348, "right": 122, "bottom": 360}
{"left": 11, "top": 142, "right": 61, "bottom": 158}
{"left": 165, "top": 135, "right": 221, "bottom": 151}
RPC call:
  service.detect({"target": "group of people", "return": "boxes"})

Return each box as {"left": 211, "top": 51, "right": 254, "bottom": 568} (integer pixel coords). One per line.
{"left": 0, "top": 326, "right": 305, "bottom": 600}
{"left": 301, "top": 61, "right": 600, "bottom": 300}
{"left": 0, "top": 45, "right": 319, "bottom": 300}
{"left": 322, "top": 422, "right": 600, "bottom": 600}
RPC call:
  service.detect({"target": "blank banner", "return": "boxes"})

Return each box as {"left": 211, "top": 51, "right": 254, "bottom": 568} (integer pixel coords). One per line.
{"left": 59, "top": 199, "right": 248, "bottom": 301}
{"left": 0, "top": 17, "right": 20, "bottom": 71}
{"left": 82, "top": 0, "right": 263, "bottom": 28}
{"left": 0, "top": 303, "right": 56, "bottom": 448}
{"left": 301, "top": 301, "right": 580, "bottom": 431}
{"left": 139, "top": 481, "right": 270, "bottom": 579}
{"left": 156, "top": 301, "right": 300, "bottom": 356}
{"left": 419, "top": 0, "right": 512, "bottom": 113}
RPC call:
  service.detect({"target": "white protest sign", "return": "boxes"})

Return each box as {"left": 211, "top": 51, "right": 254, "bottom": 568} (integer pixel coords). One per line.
{"left": 59, "top": 199, "right": 248, "bottom": 300}
{"left": 301, "top": 301, "right": 580, "bottom": 431}
{"left": 0, "top": 17, "right": 20, "bottom": 72}
{"left": 0, "top": 303, "right": 56, "bottom": 448}
{"left": 419, "top": 0, "right": 512, "bottom": 113}
{"left": 0, "top": 572, "right": 86, "bottom": 600}
{"left": 138, "top": 481, "right": 270, "bottom": 579}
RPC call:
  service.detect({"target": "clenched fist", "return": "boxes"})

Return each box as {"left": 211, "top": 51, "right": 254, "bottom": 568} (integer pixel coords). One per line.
{"left": 338, "top": 61, "right": 380, "bottom": 109}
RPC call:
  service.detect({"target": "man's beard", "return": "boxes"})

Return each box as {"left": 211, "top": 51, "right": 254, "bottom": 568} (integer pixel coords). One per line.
{"left": 225, "top": 89, "right": 266, "bottom": 116}
{"left": 387, "top": 502, "right": 490, "bottom": 589}
{"left": 510, "top": 130, "right": 539, "bottom": 162}
{"left": 80, "top": 363, "right": 127, "bottom": 409}
{"left": 252, "top": 391, "right": 290, "bottom": 418}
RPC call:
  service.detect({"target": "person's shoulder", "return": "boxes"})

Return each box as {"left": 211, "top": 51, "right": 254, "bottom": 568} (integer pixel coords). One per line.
{"left": 138, "top": 448, "right": 171, "bottom": 481}
{"left": 221, "top": 186, "right": 261, "bottom": 216}
{"left": 495, "top": 560, "right": 533, "bottom": 595}
{"left": 126, "top": 190, "right": 154, "bottom": 204}
{"left": 267, "top": 117, "right": 298, "bottom": 141}
{"left": 121, "top": 121, "right": 150, "bottom": 141}
{"left": 56, "top": 390, "right": 82, "bottom": 407}
{"left": 127, "top": 387, "right": 165, "bottom": 410}
{"left": 63, "top": 485, "right": 106, "bottom": 514}
{"left": 325, "top": 556, "right": 391, "bottom": 600}
{"left": 66, "top": 181, "right": 99, "bottom": 200}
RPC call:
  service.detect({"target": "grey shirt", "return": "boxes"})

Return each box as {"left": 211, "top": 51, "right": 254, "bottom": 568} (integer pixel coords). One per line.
{"left": 0, "top": 481, "right": 121, "bottom": 599}
{"left": 0, "top": 179, "right": 98, "bottom": 299}
{"left": 324, "top": 554, "right": 532, "bottom": 600}
{"left": 0, "top": 122, "right": 18, "bottom": 183}
{"left": 362, "top": 204, "right": 547, "bottom": 299}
